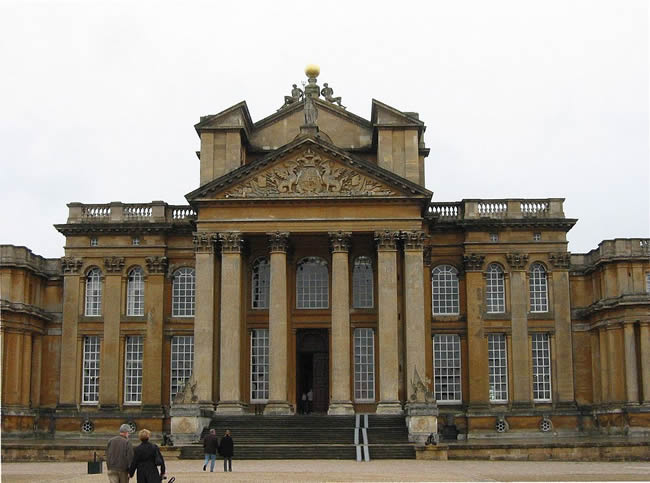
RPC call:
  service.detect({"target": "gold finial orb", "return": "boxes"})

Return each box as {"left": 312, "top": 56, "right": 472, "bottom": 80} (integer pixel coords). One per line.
{"left": 305, "top": 64, "right": 320, "bottom": 78}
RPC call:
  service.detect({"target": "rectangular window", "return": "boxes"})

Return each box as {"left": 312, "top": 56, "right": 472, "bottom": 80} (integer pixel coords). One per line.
{"left": 90, "top": 237, "right": 98, "bottom": 247}
{"left": 250, "top": 329, "right": 269, "bottom": 402}
{"left": 488, "top": 334, "right": 508, "bottom": 402}
{"left": 132, "top": 237, "right": 140, "bottom": 246}
{"left": 354, "top": 328, "right": 375, "bottom": 401}
{"left": 646, "top": 272, "right": 650, "bottom": 293}
{"left": 489, "top": 233, "right": 498, "bottom": 242}
{"left": 433, "top": 334, "right": 462, "bottom": 403}
{"left": 124, "top": 336, "right": 144, "bottom": 404}
{"left": 170, "top": 336, "right": 194, "bottom": 402}
{"left": 532, "top": 333, "right": 552, "bottom": 402}
{"left": 533, "top": 232, "right": 541, "bottom": 241}
{"left": 82, "top": 336, "right": 100, "bottom": 404}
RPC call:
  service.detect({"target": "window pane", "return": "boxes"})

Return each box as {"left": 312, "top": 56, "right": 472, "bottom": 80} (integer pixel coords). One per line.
{"left": 529, "top": 263, "right": 548, "bottom": 312}
{"left": 124, "top": 336, "right": 143, "bottom": 403}
{"left": 172, "top": 268, "right": 195, "bottom": 317}
{"left": 296, "top": 257, "right": 328, "bottom": 309}
{"left": 353, "top": 256, "right": 374, "bottom": 308}
{"left": 250, "top": 329, "right": 269, "bottom": 401}
{"left": 433, "top": 334, "right": 462, "bottom": 403}
{"left": 82, "top": 336, "right": 100, "bottom": 403}
{"left": 252, "top": 258, "right": 270, "bottom": 309}
{"left": 532, "top": 333, "right": 552, "bottom": 401}
{"left": 488, "top": 334, "right": 508, "bottom": 402}
{"left": 85, "top": 268, "right": 102, "bottom": 316}
{"left": 486, "top": 264, "right": 505, "bottom": 313}
{"left": 170, "top": 336, "right": 194, "bottom": 401}
{"left": 354, "top": 328, "right": 375, "bottom": 401}
{"left": 432, "top": 265, "right": 459, "bottom": 315}
{"left": 127, "top": 267, "right": 145, "bottom": 316}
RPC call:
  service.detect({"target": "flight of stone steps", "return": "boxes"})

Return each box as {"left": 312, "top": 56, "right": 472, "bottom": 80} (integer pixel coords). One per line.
{"left": 178, "top": 414, "right": 415, "bottom": 460}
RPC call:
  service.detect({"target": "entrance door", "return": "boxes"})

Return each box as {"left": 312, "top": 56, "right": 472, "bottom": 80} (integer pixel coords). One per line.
{"left": 296, "top": 329, "right": 329, "bottom": 414}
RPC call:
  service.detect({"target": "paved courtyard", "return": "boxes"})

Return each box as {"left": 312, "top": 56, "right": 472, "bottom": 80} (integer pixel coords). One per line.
{"left": 2, "top": 459, "right": 650, "bottom": 482}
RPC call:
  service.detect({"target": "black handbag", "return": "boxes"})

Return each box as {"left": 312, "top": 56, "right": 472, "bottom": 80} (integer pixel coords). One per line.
{"left": 154, "top": 446, "right": 164, "bottom": 466}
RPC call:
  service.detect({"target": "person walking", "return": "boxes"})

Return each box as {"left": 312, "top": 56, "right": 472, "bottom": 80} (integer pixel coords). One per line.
{"left": 219, "top": 429, "right": 234, "bottom": 472}
{"left": 106, "top": 424, "right": 134, "bottom": 483}
{"left": 128, "top": 429, "right": 166, "bottom": 482}
{"left": 202, "top": 429, "right": 218, "bottom": 472}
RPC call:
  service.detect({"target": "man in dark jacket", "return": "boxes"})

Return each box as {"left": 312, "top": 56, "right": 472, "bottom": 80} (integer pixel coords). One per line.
{"left": 202, "top": 429, "right": 218, "bottom": 472}
{"left": 106, "top": 423, "right": 134, "bottom": 483}
{"left": 219, "top": 429, "right": 234, "bottom": 472}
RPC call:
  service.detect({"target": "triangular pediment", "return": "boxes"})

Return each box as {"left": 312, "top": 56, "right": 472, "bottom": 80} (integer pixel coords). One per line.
{"left": 194, "top": 101, "right": 254, "bottom": 137}
{"left": 371, "top": 99, "right": 424, "bottom": 127}
{"left": 186, "top": 137, "right": 431, "bottom": 202}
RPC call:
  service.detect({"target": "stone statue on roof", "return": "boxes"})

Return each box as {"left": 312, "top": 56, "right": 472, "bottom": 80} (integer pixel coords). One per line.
{"left": 304, "top": 94, "right": 318, "bottom": 125}
{"left": 321, "top": 83, "right": 344, "bottom": 108}
{"left": 283, "top": 84, "right": 303, "bottom": 107}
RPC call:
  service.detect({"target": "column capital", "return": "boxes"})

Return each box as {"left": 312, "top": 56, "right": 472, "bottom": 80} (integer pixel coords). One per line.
{"left": 329, "top": 231, "right": 351, "bottom": 253}
{"left": 145, "top": 256, "right": 168, "bottom": 275}
{"left": 103, "top": 256, "right": 125, "bottom": 274}
{"left": 506, "top": 252, "right": 529, "bottom": 270}
{"left": 268, "top": 231, "right": 290, "bottom": 253}
{"left": 549, "top": 252, "right": 571, "bottom": 269}
{"left": 401, "top": 230, "right": 427, "bottom": 250}
{"left": 193, "top": 232, "right": 218, "bottom": 253}
{"left": 61, "top": 257, "right": 83, "bottom": 274}
{"left": 463, "top": 254, "right": 485, "bottom": 272}
{"left": 374, "top": 230, "right": 400, "bottom": 251}
{"left": 219, "top": 232, "right": 244, "bottom": 254}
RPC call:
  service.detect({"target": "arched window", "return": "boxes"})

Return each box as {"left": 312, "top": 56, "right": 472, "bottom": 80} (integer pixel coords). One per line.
{"left": 85, "top": 268, "right": 103, "bottom": 316}
{"left": 296, "top": 257, "right": 328, "bottom": 309}
{"left": 529, "top": 263, "right": 548, "bottom": 312}
{"left": 486, "top": 264, "right": 505, "bottom": 313}
{"left": 353, "top": 256, "right": 373, "bottom": 308}
{"left": 172, "top": 267, "right": 195, "bottom": 317}
{"left": 432, "top": 265, "right": 459, "bottom": 315}
{"left": 126, "top": 267, "right": 145, "bottom": 316}
{"left": 251, "top": 257, "right": 270, "bottom": 309}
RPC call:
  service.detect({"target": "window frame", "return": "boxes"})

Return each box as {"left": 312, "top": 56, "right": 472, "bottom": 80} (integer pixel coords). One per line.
{"left": 531, "top": 333, "right": 552, "bottom": 402}
{"left": 433, "top": 334, "right": 462, "bottom": 404}
{"left": 170, "top": 335, "right": 194, "bottom": 402}
{"left": 251, "top": 257, "right": 270, "bottom": 310}
{"left": 124, "top": 335, "right": 144, "bottom": 405}
{"left": 81, "top": 336, "right": 100, "bottom": 405}
{"left": 431, "top": 264, "right": 460, "bottom": 315}
{"left": 488, "top": 334, "right": 508, "bottom": 403}
{"left": 296, "top": 256, "right": 329, "bottom": 309}
{"left": 250, "top": 329, "right": 269, "bottom": 403}
{"left": 172, "top": 267, "right": 196, "bottom": 318}
{"left": 126, "top": 267, "right": 145, "bottom": 316}
{"left": 529, "top": 263, "right": 549, "bottom": 313}
{"left": 352, "top": 256, "right": 374, "bottom": 309}
{"left": 485, "top": 263, "right": 506, "bottom": 314}
{"left": 354, "top": 328, "right": 375, "bottom": 402}
{"left": 84, "top": 268, "right": 103, "bottom": 317}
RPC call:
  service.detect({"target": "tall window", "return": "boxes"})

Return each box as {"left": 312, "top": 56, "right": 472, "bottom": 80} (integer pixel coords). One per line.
{"left": 296, "top": 257, "right": 328, "bottom": 309}
{"left": 353, "top": 256, "right": 374, "bottom": 308}
{"left": 645, "top": 272, "right": 649, "bottom": 293}
{"left": 432, "top": 265, "right": 460, "bottom": 315}
{"left": 170, "top": 335, "right": 194, "bottom": 401}
{"left": 251, "top": 257, "right": 270, "bottom": 309}
{"left": 532, "top": 333, "right": 552, "bottom": 402}
{"left": 85, "top": 268, "right": 103, "bottom": 316}
{"left": 172, "top": 268, "right": 195, "bottom": 317}
{"left": 124, "top": 336, "right": 143, "bottom": 404}
{"left": 529, "top": 263, "right": 548, "bottom": 312}
{"left": 127, "top": 267, "right": 145, "bottom": 316}
{"left": 433, "top": 334, "right": 462, "bottom": 403}
{"left": 486, "top": 264, "right": 505, "bottom": 313}
{"left": 250, "top": 329, "right": 269, "bottom": 402}
{"left": 82, "top": 336, "right": 100, "bottom": 404}
{"left": 354, "top": 328, "right": 375, "bottom": 401}
{"left": 488, "top": 334, "right": 508, "bottom": 402}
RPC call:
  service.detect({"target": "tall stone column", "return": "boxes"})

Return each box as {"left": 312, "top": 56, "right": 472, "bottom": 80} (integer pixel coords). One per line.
{"left": 265, "top": 232, "right": 292, "bottom": 415}
{"left": 639, "top": 322, "right": 650, "bottom": 404}
{"left": 58, "top": 257, "right": 83, "bottom": 407}
{"left": 328, "top": 231, "right": 354, "bottom": 415}
{"left": 507, "top": 253, "right": 531, "bottom": 407}
{"left": 463, "top": 254, "right": 488, "bottom": 407}
{"left": 375, "top": 231, "right": 402, "bottom": 414}
{"left": 193, "top": 233, "right": 218, "bottom": 407}
{"left": 100, "top": 257, "right": 124, "bottom": 408}
{"left": 607, "top": 324, "right": 625, "bottom": 403}
{"left": 142, "top": 256, "right": 167, "bottom": 409}
{"left": 21, "top": 332, "right": 32, "bottom": 407}
{"left": 4, "top": 331, "right": 23, "bottom": 405}
{"left": 216, "top": 232, "right": 245, "bottom": 414}
{"left": 31, "top": 334, "right": 42, "bottom": 407}
{"left": 598, "top": 327, "right": 609, "bottom": 402}
{"left": 623, "top": 322, "right": 639, "bottom": 404}
{"left": 402, "top": 231, "right": 427, "bottom": 398}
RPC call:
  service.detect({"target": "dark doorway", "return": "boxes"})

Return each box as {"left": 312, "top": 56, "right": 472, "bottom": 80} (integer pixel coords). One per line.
{"left": 296, "top": 329, "right": 329, "bottom": 414}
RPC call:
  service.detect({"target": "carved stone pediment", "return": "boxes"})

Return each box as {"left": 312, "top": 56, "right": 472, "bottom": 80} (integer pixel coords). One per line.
{"left": 222, "top": 148, "right": 397, "bottom": 199}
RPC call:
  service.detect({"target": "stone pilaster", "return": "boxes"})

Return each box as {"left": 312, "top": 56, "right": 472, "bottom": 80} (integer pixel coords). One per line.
{"left": 58, "top": 257, "right": 83, "bottom": 407}
{"left": 623, "top": 322, "right": 639, "bottom": 404}
{"left": 31, "top": 334, "right": 42, "bottom": 407}
{"left": 193, "top": 233, "right": 218, "bottom": 407}
{"left": 21, "top": 332, "right": 32, "bottom": 407}
{"left": 551, "top": 266, "right": 575, "bottom": 406}
{"left": 142, "top": 256, "right": 167, "bottom": 408}
{"left": 100, "top": 257, "right": 124, "bottom": 408}
{"left": 265, "top": 232, "right": 292, "bottom": 415}
{"left": 328, "top": 231, "right": 354, "bottom": 415}
{"left": 598, "top": 327, "right": 610, "bottom": 402}
{"left": 463, "top": 254, "right": 488, "bottom": 408}
{"left": 216, "top": 232, "right": 246, "bottom": 414}
{"left": 640, "top": 322, "right": 650, "bottom": 404}
{"left": 374, "top": 231, "right": 402, "bottom": 414}
{"left": 507, "top": 253, "right": 530, "bottom": 407}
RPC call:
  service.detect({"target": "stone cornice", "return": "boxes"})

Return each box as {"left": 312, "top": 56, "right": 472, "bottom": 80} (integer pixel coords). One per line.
{"left": 401, "top": 230, "right": 426, "bottom": 250}
{"left": 61, "top": 257, "right": 83, "bottom": 274}
{"left": 463, "top": 254, "right": 485, "bottom": 272}
{"left": 103, "top": 257, "right": 125, "bottom": 273}
{"left": 0, "top": 299, "right": 54, "bottom": 324}
{"left": 374, "top": 231, "right": 400, "bottom": 251}
{"left": 219, "top": 232, "right": 244, "bottom": 254}
{"left": 506, "top": 253, "right": 529, "bottom": 270}
{"left": 329, "top": 231, "right": 351, "bottom": 253}
{"left": 571, "top": 294, "right": 650, "bottom": 320}
{"left": 145, "top": 256, "right": 168, "bottom": 275}
{"left": 54, "top": 222, "right": 194, "bottom": 236}
{"left": 268, "top": 232, "right": 290, "bottom": 253}
{"left": 193, "top": 232, "right": 218, "bottom": 254}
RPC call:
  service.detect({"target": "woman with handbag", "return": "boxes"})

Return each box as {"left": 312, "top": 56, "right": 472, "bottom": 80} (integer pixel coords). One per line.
{"left": 128, "top": 429, "right": 166, "bottom": 482}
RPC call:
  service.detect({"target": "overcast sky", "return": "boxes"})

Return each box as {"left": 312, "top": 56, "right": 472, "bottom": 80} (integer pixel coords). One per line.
{"left": 1, "top": 0, "right": 648, "bottom": 258}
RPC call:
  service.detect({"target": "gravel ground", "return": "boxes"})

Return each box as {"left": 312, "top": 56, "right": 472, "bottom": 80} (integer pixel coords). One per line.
{"left": 2, "top": 459, "right": 650, "bottom": 482}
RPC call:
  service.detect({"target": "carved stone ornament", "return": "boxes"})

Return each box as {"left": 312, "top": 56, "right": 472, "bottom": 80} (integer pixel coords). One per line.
{"left": 463, "top": 254, "right": 486, "bottom": 271}
{"left": 193, "top": 232, "right": 217, "bottom": 253}
{"left": 375, "top": 231, "right": 400, "bottom": 250}
{"left": 506, "top": 252, "right": 529, "bottom": 270}
{"left": 401, "top": 231, "right": 427, "bottom": 250}
{"left": 219, "top": 232, "right": 244, "bottom": 253}
{"left": 268, "top": 232, "right": 289, "bottom": 253}
{"left": 549, "top": 252, "right": 571, "bottom": 269}
{"left": 104, "top": 257, "right": 125, "bottom": 273}
{"left": 145, "top": 256, "right": 168, "bottom": 274}
{"left": 223, "top": 149, "right": 396, "bottom": 199}
{"left": 61, "top": 257, "right": 83, "bottom": 274}
{"left": 172, "top": 376, "right": 198, "bottom": 405}
{"left": 423, "top": 246, "right": 433, "bottom": 267}
{"left": 409, "top": 367, "right": 435, "bottom": 403}
{"left": 329, "top": 231, "right": 351, "bottom": 253}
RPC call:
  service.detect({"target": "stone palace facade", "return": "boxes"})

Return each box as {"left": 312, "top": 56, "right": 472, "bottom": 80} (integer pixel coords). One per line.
{"left": 2, "top": 67, "right": 649, "bottom": 442}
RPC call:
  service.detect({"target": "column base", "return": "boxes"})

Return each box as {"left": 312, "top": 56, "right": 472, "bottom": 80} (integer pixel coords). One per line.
{"left": 215, "top": 401, "right": 247, "bottom": 415}
{"left": 376, "top": 401, "right": 403, "bottom": 415}
{"left": 328, "top": 401, "right": 355, "bottom": 415}
{"left": 263, "top": 401, "right": 293, "bottom": 415}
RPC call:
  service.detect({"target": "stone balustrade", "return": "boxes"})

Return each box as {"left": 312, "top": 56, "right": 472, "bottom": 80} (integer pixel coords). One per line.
{"left": 66, "top": 202, "right": 197, "bottom": 224}
{"left": 0, "top": 245, "right": 61, "bottom": 274}
{"left": 428, "top": 198, "right": 565, "bottom": 221}
{"left": 571, "top": 238, "right": 650, "bottom": 266}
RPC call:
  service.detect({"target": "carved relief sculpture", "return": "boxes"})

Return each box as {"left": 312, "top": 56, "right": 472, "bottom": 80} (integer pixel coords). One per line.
{"left": 104, "top": 257, "right": 125, "bottom": 273}
{"left": 268, "top": 232, "right": 289, "bottom": 253}
{"left": 193, "top": 232, "right": 217, "bottom": 253}
{"left": 145, "top": 256, "right": 168, "bottom": 274}
{"left": 463, "top": 254, "right": 486, "bottom": 271}
{"left": 329, "top": 231, "right": 351, "bottom": 253}
{"left": 506, "top": 252, "right": 529, "bottom": 270}
{"left": 219, "top": 232, "right": 244, "bottom": 253}
{"left": 375, "top": 231, "right": 400, "bottom": 250}
{"left": 401, "top": 230, "right": 427, "bottom": 250}
{"left": 549, "top": 252, "right": 571, "bottom": 269}
{"left": 61, "top": 257, "right": 83, "bottom": 274}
